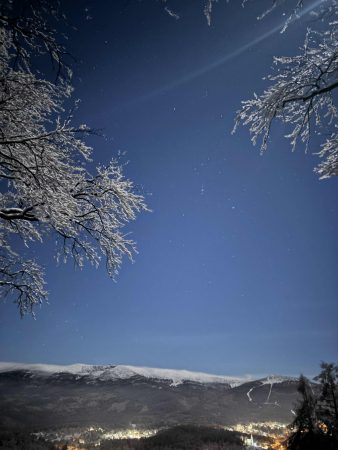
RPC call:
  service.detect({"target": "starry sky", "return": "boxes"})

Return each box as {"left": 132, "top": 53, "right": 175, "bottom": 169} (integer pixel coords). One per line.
{"left": 0, "top": 0, "right": 337, "bottom": 377}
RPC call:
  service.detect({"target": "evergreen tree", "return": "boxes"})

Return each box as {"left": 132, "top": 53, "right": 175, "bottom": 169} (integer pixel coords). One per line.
{"left": 287, "top": 364, "right": 338, "bottom": 450}
{"left": 287, "top": 375, "right": 318, "bottom": 450}
{"left": 314, "top": 362, "right": 338, "bottom": 440}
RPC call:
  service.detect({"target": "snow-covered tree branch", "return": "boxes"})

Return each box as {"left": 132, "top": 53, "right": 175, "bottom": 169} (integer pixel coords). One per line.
{"left": 0, "top": 1, "right": 148, "bottom": 316}
{"left": 234, "top": 0, "right": 338, "bottom": 179}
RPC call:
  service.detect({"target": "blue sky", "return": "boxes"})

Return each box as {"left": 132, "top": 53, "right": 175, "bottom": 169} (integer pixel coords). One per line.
{"left": 0, "top": 0, "right": 337, "bottom": 377}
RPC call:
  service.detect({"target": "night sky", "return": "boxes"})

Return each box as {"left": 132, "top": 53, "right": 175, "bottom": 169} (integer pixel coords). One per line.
{"left": 1, "top": 0, "right": 337, "bottom": 377}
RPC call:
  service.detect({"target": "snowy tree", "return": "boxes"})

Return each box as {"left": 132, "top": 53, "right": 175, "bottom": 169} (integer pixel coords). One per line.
{"left": 0, "top": 1, "right": 148, "bottom": 316}
{"left": 234, "top": 0, "right": 338, "bottom": 179}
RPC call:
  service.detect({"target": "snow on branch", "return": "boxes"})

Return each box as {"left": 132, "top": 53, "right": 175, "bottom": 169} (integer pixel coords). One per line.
{"left": 234, "top": 1, "right": 338, "bottom": 179}
{"left": 0, "top": 245, "right": 47, "bottom": 316}
{"left": 0, "top": 2, "right": 148, "bottom": 315}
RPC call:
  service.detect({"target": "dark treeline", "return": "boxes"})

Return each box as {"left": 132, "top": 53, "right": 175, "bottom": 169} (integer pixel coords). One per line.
{"left": 287, "top": 362, "right": 338, "bottom": 450}
{"left": 0, "top": 429, "right": 57, "bottom": 449}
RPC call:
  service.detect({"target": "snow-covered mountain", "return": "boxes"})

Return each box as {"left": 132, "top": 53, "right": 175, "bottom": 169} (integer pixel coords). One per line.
{"left": 0, "top": 362, "right": 251, "bottom": 387}
{"left": 0, "top": 362, "right": 301, "bottom": 431}
{"left": 0, "top": 361, "right": 296, "bottom": 387}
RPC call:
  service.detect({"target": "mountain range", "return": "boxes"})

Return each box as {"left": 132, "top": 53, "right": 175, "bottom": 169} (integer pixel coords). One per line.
{"left": 0, "top": 362, "right": 301, "bottom": 431}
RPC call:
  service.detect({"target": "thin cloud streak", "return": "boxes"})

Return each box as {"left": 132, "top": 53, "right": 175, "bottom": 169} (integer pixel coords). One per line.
{"left": 132, "top": 0, "right": 325, "bottom": 103}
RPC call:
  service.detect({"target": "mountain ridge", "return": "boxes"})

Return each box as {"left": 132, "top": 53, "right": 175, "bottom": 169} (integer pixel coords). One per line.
{"left": 0, "top": 361, "right": 297, "bottom": 388}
